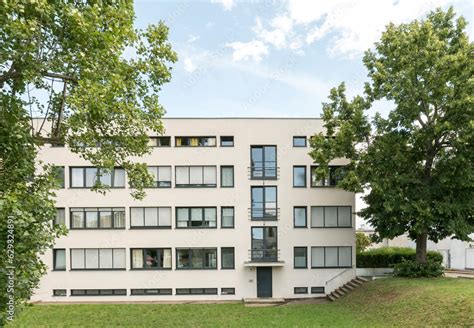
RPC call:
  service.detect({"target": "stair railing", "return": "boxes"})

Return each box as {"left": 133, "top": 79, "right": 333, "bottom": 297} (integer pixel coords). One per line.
{"left": 325, "top": 267, "right": 354, "bottom": 294}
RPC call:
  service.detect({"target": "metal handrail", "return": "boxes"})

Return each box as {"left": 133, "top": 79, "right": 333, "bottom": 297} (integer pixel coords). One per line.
{"left": 325, "top": 267, "right": 353, "bottom": 292}
{"left": 248, "top": 249, "right": 280, "bottom": 262}
{"left": 248, "top": 207, "right": 279, "bottom": 220}
{"left": 247, "top": 166, "right": 280, "bottom": 179}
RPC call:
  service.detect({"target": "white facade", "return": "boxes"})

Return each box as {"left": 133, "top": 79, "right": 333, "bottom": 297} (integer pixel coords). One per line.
{"left": 32, "top": 118, "right": 356, "bottom": 302}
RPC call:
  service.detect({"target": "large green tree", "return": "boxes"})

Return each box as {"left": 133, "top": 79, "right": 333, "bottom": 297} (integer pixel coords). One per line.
{"left": 0, "top": 1, "right": 176, "bottom": 323}
{"left": 310, "top": 8, "right": 473, "bottom": 265}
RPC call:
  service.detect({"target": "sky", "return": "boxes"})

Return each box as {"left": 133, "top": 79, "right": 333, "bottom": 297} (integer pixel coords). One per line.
{"left": 134, "top": 0, "right": 473, "bottom": 119}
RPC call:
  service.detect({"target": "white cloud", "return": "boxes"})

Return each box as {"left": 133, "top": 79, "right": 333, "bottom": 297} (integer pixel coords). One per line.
{"left": 211, "top": 0, "right": 235, "bottom": 11}
{"left": 226, "top": 40, "right": 269, "bottom": 62}
{"left": 183, "top": 58, "right": 196, "bottom": 73}
{"left": 187, "top": 34, "right": 200, "bottom": 43}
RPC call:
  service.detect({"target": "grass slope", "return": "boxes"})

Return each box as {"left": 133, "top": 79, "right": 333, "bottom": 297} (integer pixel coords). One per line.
{"left": 8, "top": 278, "right": 474, "bottom": 327}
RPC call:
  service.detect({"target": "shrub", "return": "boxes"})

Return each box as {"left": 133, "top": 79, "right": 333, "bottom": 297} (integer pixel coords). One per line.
{"left": 356, "top": 232, "right": 372, "bottom": 253}
{"left": 393, "top": 259, "right": 444, "bottom": 277}
{"left": 356, "top": 247, "right": 443, "bottom": 268}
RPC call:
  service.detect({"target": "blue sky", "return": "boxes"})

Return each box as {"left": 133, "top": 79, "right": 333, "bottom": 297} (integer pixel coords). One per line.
{"left": 134, "top": 0, "right": 473, "bottom": 118}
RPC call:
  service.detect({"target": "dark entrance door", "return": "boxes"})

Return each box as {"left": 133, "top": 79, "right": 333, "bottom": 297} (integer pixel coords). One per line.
{"left": 256, "top": 267, "right": 272, "bottom": 298}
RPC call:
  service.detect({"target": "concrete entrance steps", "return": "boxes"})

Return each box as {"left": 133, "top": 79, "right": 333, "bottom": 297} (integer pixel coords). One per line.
{"left": 244, "top": 298, "right": 285, "bottom": 307}
{"left": 327, "top": 276, "right": 370, "bottom": 302}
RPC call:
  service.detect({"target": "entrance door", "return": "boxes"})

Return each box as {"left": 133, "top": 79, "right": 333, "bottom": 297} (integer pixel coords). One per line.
{"left": 257, "top": 267, "right": 272, "bottom": 298}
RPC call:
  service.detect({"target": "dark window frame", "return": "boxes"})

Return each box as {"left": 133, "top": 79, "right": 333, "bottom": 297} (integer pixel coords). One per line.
{"left": 310, "top": 165, "right": 344, "bottom": 187}
{"left": 220, "top": 136, "right": 234, "bottom": 147}
{"left": 311, "top": 246, "right": 353, "bottom": 269}
{"left": 293, "top": 136, "right": 307, "bottom": 147}
{"left": 310, "top": 206, "right": 352, "bottom": 228}
{"left": 130, "top": 248, "right": 172, "bottom": 270}
{"left": 221, "top": 207, "right": 235, "bottom": 228}
{"left": 250, "top": 145, "right": 277, "bottom": 180}
{"left": 293, "top": 206, "right": 307, "bottom": 228}
{"left": 70, "top": 248, "right": 126, "bottom": 271}
{"left": 53, "top": 249, "right": 66, "bottom": 271}
{"left": 129, "top": 207, "right": 172, "bottom": 229}
{"left": 221, "top": 247, "right": 235, "bottom": 269}
{"left": 311, "top": 286, "right": 325, "bottom": 294}
{"left": 293, "top": 166, "right": 307, "bottom": 187}
{"left": 146, "top": 166, "right": 172, "bottom": 188}
{"left": 251, "top": 226, "right": 278, "bottom": 262}
{"left": 220, "top": 166, "right": 234, "bottom": 188}
{"left": 130, "top": 288, "right": 172, "bottom": 296}
{"left": 294, "top": 287, "right": 308, "bottom": 294}
{"left": 70, "top": 289, "right": 126, "bottom": 296}
{"left": 53, "top": 289, "right": 67, "bottom": 296}
{"left": 69, "top": 207, "right": 126, "bottom": 230}
{"left": 150, "top": 136, "right": 171, "bottom": 147}
{"left": 221, "top": 288, "right": 235, "bottom": 295}
{"left": 175, "top": 165, "right": 217, "bottom": 188}
{"left": 54, "top": 208, "right": 66, "bottom": 226}
{"left": 176, "top": 288, "right": 218, "bottom": 295}
{"left": 175, "top": 136, "right": 217, "bottom": 147}
{"left": 251, "top": 186, "right": 278, "bottom": 220}
{"left": 69, "top": 166, "right": 125, "bottom": 189}
{"left": 175, "top": 248, "right": 218, "bottom": 270}
{"left": 175, "top": 207, "right": 217, "bottom": 229}
{"left": 294, "top": 247, "right": 307, "bottom": 269}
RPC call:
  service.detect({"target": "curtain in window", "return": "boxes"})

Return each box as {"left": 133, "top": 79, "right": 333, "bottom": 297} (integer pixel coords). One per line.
{"left": 132, "top": 249, "right": 144, "bottom": 268}
{"left": 190, "top": 138, "right": 199, "bottom": 146}
{"left": 145, "top": 208, "right": 158, "bottom": 226}
{"left": 100, "top": 211, "right": 112, "bottom": 228}
{"left": 163, "top": 249, "right": 172, "bottom": 268}
{"left": 71, "top": 249, "right": 85, "bottom": 269}
{"left": 221, "top": 167, "right": 233, "bottom": 186}
{"left": 159, "top": 208, "right": 171, "bottom": 226}
{"left": 55, "top": 250, "right": 66, "bottom": 269}
{"left": 114, "top": 211, "right": 125, "bottom": 228}
{"left": 131, "top": 208, "right": 144, "bottom": 227}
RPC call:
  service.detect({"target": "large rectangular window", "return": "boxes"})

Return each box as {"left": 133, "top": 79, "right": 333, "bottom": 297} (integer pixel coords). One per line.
{"left": 147, "top": 166, "right": 172, "bottom": 188}
{"left": 175, "top": 166, "right": 216, "bottom": 187}
{"left": 294, "top": 247, "right": 307, "bottom": 268}
{"left": 70, "top": 167, "right": 125, "bottom": 188}
{"left": 251, "top": 186, "right": 277, "bottom": 220}
{"left": 54, "top": 208, "right": 65, "bottom": 226}
{"left": 311, "top": 246, "right": 352, "bottom": 268}
{"left": 175, "top": 136, "right": 216, "bottom": 147}
{"left": 176, "top": 207, "right": 217, "bottom": 228}
{"left": 130, "top": 207, "right": 171, "bottom": 229}
{"left": 53, "top": 249, "right": 66, "bottom": 271}
{"left": 220, "top": 166, "right": 234, "bottom": 187}
{"left": 221, "top": 247, "right": 235, "bottom": 269}
{"left": 294, "top": 207, "right": 307, "bottom": 227}
{"left": 251, "top": 227, "right": 277, "bottom": 261}
{"left": 70, "top": 208, "right": 125, "bottom": 229}
{"left": 250, "top": 146, "right": 277, "bottom": 179}
{"left": 311, "top": 206, "right": 352, "bottom": 228}
{"left": 176, "top": 248, "right": 217, "bottom": 269}
{"left": 70, "top": 248, "right": 126, "bottom": 270}
{"left": 293, "top": 166, "right": 307, "bottom": 187}
{"left": 149, "top": 136, "right": 171, "bottom": 147}
{"left": 221, "top": 207, "right": 234, "bottom": 228}
{"left": 131, "top": 248, "right": 172, "bottom": 269}
{"left": 311, "top": 166, "right": 344, "bottom": 187}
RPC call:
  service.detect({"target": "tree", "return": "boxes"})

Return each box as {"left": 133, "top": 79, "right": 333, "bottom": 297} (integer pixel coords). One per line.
{"left": 356, "top": 232, "right": 372, "bottom": 253}
{"left": 0, "top": 1, "right": 176, "bottom": 323}
{"left": 310, "top": 8, "right": 473, "bottom": 266}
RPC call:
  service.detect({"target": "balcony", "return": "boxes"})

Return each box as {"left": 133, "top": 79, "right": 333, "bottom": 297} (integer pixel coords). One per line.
{"left": 243, "top": 249, "right": 284, "bottom": 267}
{"left": 248, "top": 166, "right": 280, "bottom": 180}
{"left": 248, "top": 208, "right": 279, "bottom": 221}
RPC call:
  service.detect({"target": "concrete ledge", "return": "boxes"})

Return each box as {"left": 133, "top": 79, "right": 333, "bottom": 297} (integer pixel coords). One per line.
{"left": 357, "top": 268, "right": 394, "bottom": 277}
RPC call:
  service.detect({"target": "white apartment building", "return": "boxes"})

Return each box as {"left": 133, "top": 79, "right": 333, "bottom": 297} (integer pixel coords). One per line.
{"left": 32, "top": 118, "right": 356, "bottom": 302}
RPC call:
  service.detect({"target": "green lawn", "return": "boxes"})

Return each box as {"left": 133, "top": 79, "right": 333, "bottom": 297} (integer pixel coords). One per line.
{"left": 8, "top": 278, "right": 474, "bottom": 327}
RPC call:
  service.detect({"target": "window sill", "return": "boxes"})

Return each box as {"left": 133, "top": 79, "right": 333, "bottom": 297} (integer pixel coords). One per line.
{"left": 175, "top": 226, "right": 217, "bottom": 229}
{"left": 130, "top": 268, "right": 172, "bottom": 271}
{"left": 52, "top": 269, "right": 66, "bottom": 271}
{"left": 70, "top": 268, "right": 126, "bottom": 271}
{"left": 130, "top": 226, "right": 172, "bottom": 230}
{"left": 175, "top": 268, "right": 218, "bottom": 270}
{"left": 310, "top": 226, "right": 353, "bottom": 229}
{"left": 175, "top": 185, "right": 217, "bottom": 188}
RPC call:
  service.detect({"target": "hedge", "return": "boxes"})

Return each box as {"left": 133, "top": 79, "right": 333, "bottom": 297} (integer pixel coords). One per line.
{"left": 356, "top": 247, "right": 443, "bottom": 268}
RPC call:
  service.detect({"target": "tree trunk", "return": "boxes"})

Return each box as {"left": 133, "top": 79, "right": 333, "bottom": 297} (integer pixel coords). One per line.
{"left": 415, "top": 231, "right": 428, "bottom": 264}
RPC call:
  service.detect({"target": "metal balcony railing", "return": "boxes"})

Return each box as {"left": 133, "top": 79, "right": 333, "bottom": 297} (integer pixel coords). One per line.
{"left": 248, "top": 166, "right": 280, "bottom": 180}
{"left": 248, "top": 208, "right": 279, "bottom": 220}
{"left": 249, "top": 249, "right": 280, "bottom": 262}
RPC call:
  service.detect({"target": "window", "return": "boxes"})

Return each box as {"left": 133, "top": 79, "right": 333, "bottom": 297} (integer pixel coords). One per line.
{"left": 131, "top": 248, "right": 172, "bottom": 269}
{"left": 70, "top": 208, "right": 125, "bottom": 229}
{"left": 130, "top": 207, "right": 171, "bottom": 228}
{"left": 176, "top": 248, "right": 217, "bottom": 269}
{"left": 293, "top": 207, "right": 307, "bottom": 228}
{"left": 221, "top": 247, "right": 235, "bottom": 269}
{"left": 149, "top": 136, "right": 171, "bottom": 147}
{"left": 311, "top": 287, "right": 325, "bottom": 294}
{"left": 311, "top": 166, "right": 344, "bottom": 187}
{"left": 70, "top": 167, "right": 125, "bottom": 188}
{"left": 220, "top": 136, "right": 234, "bottom": 147}
{"left": 70, "top": 248, "right": 126, "bottom": 270}
{"left": 251, "top": 146, "right": 277, "bottom": 179}
{"left": 220, "top": 166, "right": 234, "bottom": 187}
{"left": 53, "top": 249, "right": 66, "bottom": 270}
{"left": 53, "top": 166, "right": 65, "bottom": 188}
{"left": 54, "top": 208, "right": 65, "bottom": 226}
{"left": 176, "top": 288, "right": 218, "bottom": 295}
{"left": 176, "top": 207, "right": 217, "bottom": 228}
{"left": 70, "top": 289, "right": 126, "bottom": 296}
{"left": 221, "top": 288, "right": 235, "bottom": 295}
{"left": 294, "top": 247, "right": 307, "bottom": 268}
{"left": 251, "top": 227, "right": 278, "bottom": 261}
{"left": 293, "top": 166, "right": 307, "bottom": 187}
{"left": 294, "top": 287, "right": 308, "bottom": 294}
{"left": 175, "top": 136, "right": 216, "bottom": 147}
{"left": 147, "top": 166, "right": 172, "bottom": 188}
{"left": 251, "top": 186, "right": 277, "bottom": 220}
{"left": 311, "top": 246, "right": 352, "bottom": 268}
{"left": 221, "top": 207, "right": 234, "bottom": 228}
{"left": 175, "top": 166, "right": 216, "bottom": 187}
{"left": 53, "top": 289, "right": 67, "bottom": 296}
{"left": 311, "top": 206, "right": 352, "bottom": 228}
{"left": 293, "top": 136, "right": 307, "bottom": 147}
{"left": 130, "top": 289, "right": 172, "bottom": 296}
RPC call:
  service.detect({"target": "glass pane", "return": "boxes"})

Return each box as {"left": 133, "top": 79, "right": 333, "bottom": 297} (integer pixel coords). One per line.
{"left": 100, "top": 211, "right": 112, "bottom": 228}
{"left": 113, "top": 169, "right": 125, "bottom": 187}
{"left": 339, "top": 247, "right": 352, "bottom": 267}
{"left": 311, "top": 167, "right": 324, "bottom": 187}
{"left": 114, "top": 211, "right": 125, "bottom": 228}
{"left": 222, "top": 248, "right": 234, "bottom": 268}
{"left": 54, "top": 250, "right": 66, "bottom": 269}
{"left": 176, "top": 208, "right": 189, "bottom": 227}
{"left": 203, "top": 166, "right": 216, "bottom": 185}
{"left": 293, "top": 137, "right": 306, "bottom": 147}
{"left": 293, "top": 167, "right": 306, "bottom": 186}
{"left": 176, "top": 167, "right": 189, "bottom": 185}
{"left": 71, "top": 211, "right": 84, "bottom": 228}
{"left": 130, "top": 208, "right": 144, "bottom": 227}
{"left": 204, "top": 208, "right": 216, "bottom": 227}
{"left": 132, "top": 249, "right": 144, "bottom": 268}
{"left": 145, "top": 208, "right": 158, "bottom": 226}
{"left": 148, "top": 166, "right": 158, "bottom": 183}
{"left": 100, "top": 170, "right": 112, "bottom": 186}
{"left": 177, "top": 249, "right": 190, "bottom": 268}
{"left": 251, "top": 228, "right": 264, "bottom": 250}
{"left": 325, "top": 247, "right": 338, "bottom": 267}
{"left": 221, "top": 208, "right": 234, "bottom": 227}
{"left": 221, "top": 167, "right": 233, "bottom": 187}
{"left": 158, "top": 166, "right": 171, "bottom": 182}
{"left": 338, "top": 207, "right": 351, "bottom": 227}
{"left": 311, "top": 207, "right": 324, "bottom": 227}
{"left": 294, "top": 207, "right": 306, "bottom": 227}
{"left": 144, "top": 249, "right": 159, "bottom": 268}
{"left": 163, "top": 249, "right": 172, "bottom": 268}
{"left": 55, "top": 209, "right": 65, "bottom": 225}
{"left": 85, "top": 211, "right": 98, "bottom": 228}
{"left": 265, "top": 187, "right": 276, "bottom": 201}
{"left": 71, "top": 168, "right": 84, "bottom": 187}
{"left": 325, "top": 207, "right": 338, "bottom": 227}
{"left": 191, "top": 208, "right": 203, "bottom": 226}
{"left": 85, "top": 249, "right": 99, "bottom": 269}
{"left": 264, "top": 146, "right": 276, "bottom": 162}
{"left": 294, "top": 248, "right": 306, "bottom": 267}
{"left": 71, "top": 249, "right": 84, "bottom": 269}
{"left": 158, "top": 207, "right": 171, "bottom": 226}
{"left": 204, "top": 249, "right": 217, "bottom": 268}
{"left": 190, "top": 167, "right": 203, "bottom": 184}
{"left": 113, "top": 249, "right": 126, "bottom": 268}
{"left": 85, "top": 168, "right": 97, "bottom": 187}
{"left": 311, "top": 247, "right": 324, "bottom": 267}
{"left": 99, "top": 249, "right": 113, "bottom": 268}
